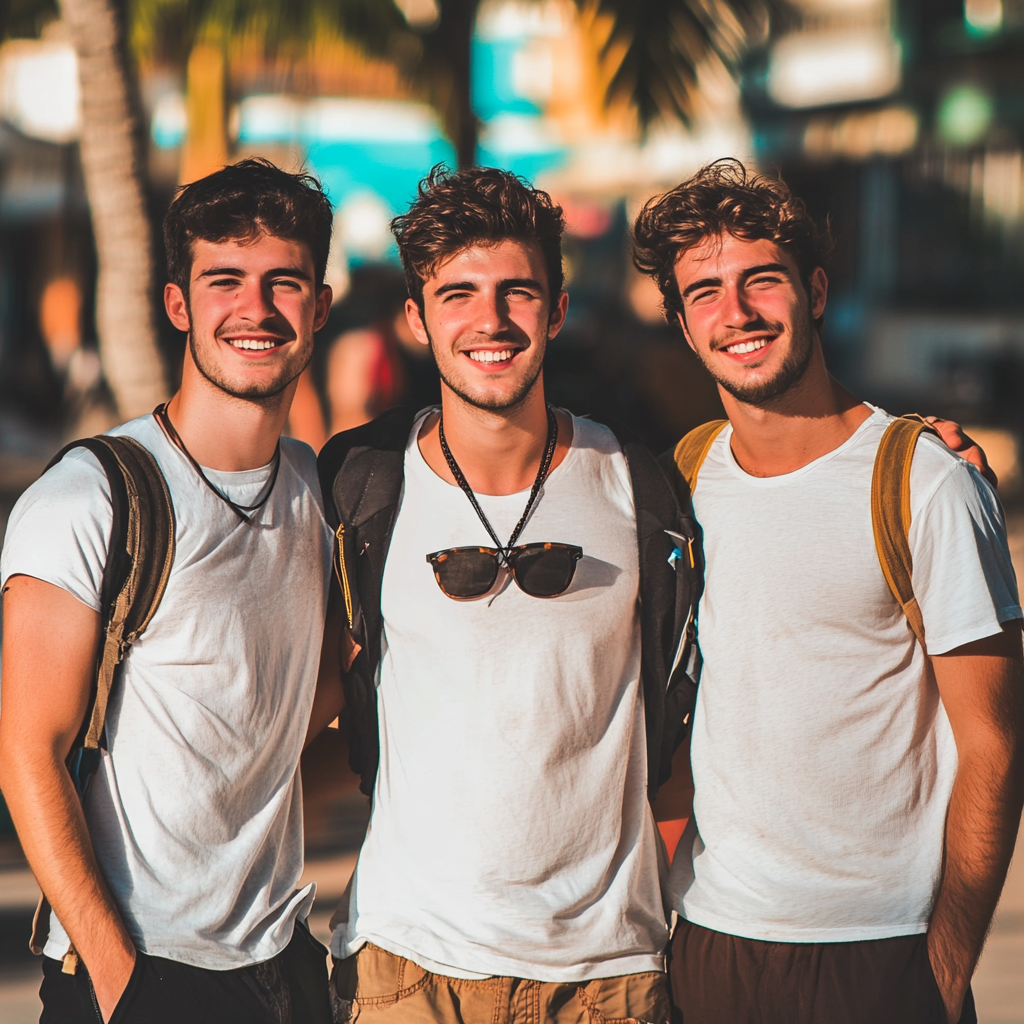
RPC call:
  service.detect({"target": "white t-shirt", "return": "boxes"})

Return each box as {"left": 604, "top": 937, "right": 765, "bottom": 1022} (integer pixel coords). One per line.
{"left": 667, "top": 405, "right": 1021, "bottom": 943}
{"left": 0, "top": 414, "right": 332, "bottom": 968}
{"left": 330, "top": 413, "right": 667, "bottom": 982}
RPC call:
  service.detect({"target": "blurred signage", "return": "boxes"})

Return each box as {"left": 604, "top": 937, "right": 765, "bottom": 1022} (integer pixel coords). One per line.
{"left": 803, "top": 106, "right": 918, "bottom": 160}
{"left": 0, "top": 39, "right": 80, "bottom": 143}
{"left": 472, "top": 0, "right": 569, "bottom": 178}
{"left": 768, "top": 28, "right": 901, "bottom": 109}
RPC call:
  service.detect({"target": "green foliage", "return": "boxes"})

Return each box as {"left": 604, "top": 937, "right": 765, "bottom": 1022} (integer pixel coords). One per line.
{"left": 129, "top": 0, "right": 405, "bottom": 65}
{"left": 592, "top": 0, "right": 779, "bottom": 128}
{"left": 0, "top": 0, "right": 60, "bottom": 40}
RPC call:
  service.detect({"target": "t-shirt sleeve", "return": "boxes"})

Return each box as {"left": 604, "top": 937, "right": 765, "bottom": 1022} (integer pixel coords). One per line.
{"left": 0, "top": 448, "right": 113, "bottom": 613}
{"left": 909, "top": 447, "right": 1021, "bottom": 656}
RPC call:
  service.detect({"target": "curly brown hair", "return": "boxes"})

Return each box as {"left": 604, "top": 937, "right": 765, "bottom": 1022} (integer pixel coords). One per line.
{"left": 632, "top": 159, "right": 832, "bottom": 325}
{"left": 391, "top": 165, "right": 565, "bottom": 311}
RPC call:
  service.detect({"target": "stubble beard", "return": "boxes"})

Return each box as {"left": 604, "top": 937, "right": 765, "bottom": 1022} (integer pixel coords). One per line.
{"left": 188, "top": 329, "right": 310, "bottom": 405}
{"left": 699, "top": 315, "right": 816, "bottom": 407}
{"left": 429, "top": 329, "right": 546, "bottom": 414}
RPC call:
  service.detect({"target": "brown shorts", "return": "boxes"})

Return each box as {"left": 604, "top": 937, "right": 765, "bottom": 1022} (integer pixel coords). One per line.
{"left": 330, "top": 942, "right": 670, "bottom": 1024}
{"left": 667, "top": 918, "right": 978, "bottom": 1024}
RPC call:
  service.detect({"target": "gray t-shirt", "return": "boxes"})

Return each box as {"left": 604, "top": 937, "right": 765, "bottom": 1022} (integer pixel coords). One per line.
{"left": 1, "top": 414, "right": 332, "bottom": 968}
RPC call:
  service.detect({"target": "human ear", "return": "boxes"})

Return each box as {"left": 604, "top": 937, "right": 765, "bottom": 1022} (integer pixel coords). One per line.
{"left": 164, "top": 283, "right": 191, "bottom": 332}
{"left": 546, "top": 291, "right": 570, "bottom": 340}
{"left": 405, "top": 297, "right": 430, "bottom": 348}
{"left": 313, "top": 284, "right": 333, "bottom": 332}
{"left": 809, "top": 266, "right": 828, "bottom": 320}
{"left": 676, "top": 310, "right": 698, "bottom": 354}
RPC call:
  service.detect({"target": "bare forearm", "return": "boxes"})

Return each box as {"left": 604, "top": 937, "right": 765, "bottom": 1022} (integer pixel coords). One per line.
{"left": 0, "top": 753, "right": 134, "bottom": 978}
{"left": 928, "top": 747, "right": 1024, "bottom": 1017}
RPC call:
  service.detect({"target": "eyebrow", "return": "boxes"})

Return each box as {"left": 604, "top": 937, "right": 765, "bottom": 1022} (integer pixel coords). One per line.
{"left": 681, "top": 262, "right": 792, "bottom": 299}
{"left": 196, "top": 265, "right": 312, "bottom": 281}
{"left": 433, "top": 277, "right": 545, "bottom": 297}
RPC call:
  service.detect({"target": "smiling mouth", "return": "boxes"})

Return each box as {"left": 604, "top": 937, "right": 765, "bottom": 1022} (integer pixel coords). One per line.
{"left": 224, "top": 337, "right": 285, "bottom": 352}
{"left": 466, "top": 348, "right": 517, "bottom": 365}
{"left": 721, "top": 337, "right": 772, "bottom": 356}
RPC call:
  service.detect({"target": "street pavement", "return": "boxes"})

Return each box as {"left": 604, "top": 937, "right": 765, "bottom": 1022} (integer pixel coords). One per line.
{"left": 0, "top": 514, "right": 1022, "bottom": 1022}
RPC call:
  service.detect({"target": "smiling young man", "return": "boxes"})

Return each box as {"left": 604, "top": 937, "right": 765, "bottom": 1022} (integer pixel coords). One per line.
{"left": 632, "top": 160, "right": 1024, "bottom": 1024}
{"left": 311, "top": 166, "right": 699, "bottom": 1024}
{"left": 0, "top": 160, "right": 335, "bottom": 1023}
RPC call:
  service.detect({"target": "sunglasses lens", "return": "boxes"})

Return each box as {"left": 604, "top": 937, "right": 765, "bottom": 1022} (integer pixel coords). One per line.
{"left": 429, "top": 548, "right": 500, "bottom": 598}
{"left": 509, "top": 545, "right": 580, "bottom": 598}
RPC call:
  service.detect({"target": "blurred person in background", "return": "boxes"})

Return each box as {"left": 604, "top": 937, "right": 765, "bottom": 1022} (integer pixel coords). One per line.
{"left": 38, "top": 276, "right": 112, "bottom": 438}
{"left": 286, "top": 266, "right": 438, "bottom": 452}
{"left": 0, "top": 159, "right": 337, "bottom": 1024}
{"left": 633, "top": 159, "right": 1023, "bottom": 1024}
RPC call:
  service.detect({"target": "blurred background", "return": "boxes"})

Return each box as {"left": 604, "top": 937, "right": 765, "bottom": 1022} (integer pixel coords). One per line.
{"left": 1, "top": 0, "right": 1023, "bottom": 1020}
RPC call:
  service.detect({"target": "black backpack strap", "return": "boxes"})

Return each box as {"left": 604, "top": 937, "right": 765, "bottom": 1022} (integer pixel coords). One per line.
{"left": 318, "top": 407, "right": 420, "bottom": 795}
{"left": 606, "top": 425, "right": 703, "bottom": 800}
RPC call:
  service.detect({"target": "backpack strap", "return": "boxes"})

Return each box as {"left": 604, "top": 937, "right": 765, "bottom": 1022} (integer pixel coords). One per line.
{"left": 661, "top": 419, "right": 729, "bottom": 500}
{"left": 871, "top": 415, "right": 937, "bottom": 648}
{"left": 30, "top": 435, "right": 174, "bottom": 965}
{"left": 607, "top": 424, "right": 702, "bottom": 799}
{"left": 318, "top": 407, "right": 420, "bottom": 796}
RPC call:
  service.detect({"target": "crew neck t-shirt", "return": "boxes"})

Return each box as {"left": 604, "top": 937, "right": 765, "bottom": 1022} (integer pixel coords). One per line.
{"left": 330, "top": 412, "right": 667, "bottom": 982}
{"left": 667, "top": 405, "right": 1021, "bottom": 943}
{"left": 0, "top": 414, "right": 332, "bottom": 968}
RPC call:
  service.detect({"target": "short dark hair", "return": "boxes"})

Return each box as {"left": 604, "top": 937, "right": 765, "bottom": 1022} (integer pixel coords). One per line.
{"left": 163, "top": 158, "right": 334, "bottom": 292}
{"left": 391, "top": 165, "right": 565, "bottom": 310}
{"left": 632, "top": 158, "right": 832, "bottom": 324}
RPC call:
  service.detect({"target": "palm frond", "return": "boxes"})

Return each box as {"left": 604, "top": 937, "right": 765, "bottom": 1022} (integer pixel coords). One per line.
{"left": 586, "top": 0, "right": 786, "bottom": 129}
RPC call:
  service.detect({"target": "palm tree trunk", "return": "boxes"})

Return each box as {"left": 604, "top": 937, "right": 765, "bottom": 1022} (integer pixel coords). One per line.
{"left": 59, "top": 0, "right": 168, "bottom": 421}
{"left": 423, "top": 0, "right": 479, "bottom": 168}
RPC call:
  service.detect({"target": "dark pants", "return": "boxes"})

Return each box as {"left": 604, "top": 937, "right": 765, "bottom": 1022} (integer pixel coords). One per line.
{"left": 39, "top": 919, "right": 332, "bottom": 1024}
{"left": 667, "top": 918, "right": 978, "bottom": 1024}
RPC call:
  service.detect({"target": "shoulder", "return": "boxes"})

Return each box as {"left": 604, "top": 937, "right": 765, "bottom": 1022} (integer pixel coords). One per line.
{"left": 908, "top": 430, "right": 991, "bottom": 515}
{"left": 0, "top": 444, "right": 113, "bottom": 607}
{"left": 570, "top": 415, "right": 626, "bottom": 457}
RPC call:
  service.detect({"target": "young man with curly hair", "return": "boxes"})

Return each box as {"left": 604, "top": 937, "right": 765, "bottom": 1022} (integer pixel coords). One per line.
{"left": 0, "top": 160, "right": 336, "bottom": 1024}
{"left": 310, "top": 166, "right": 703, "bottom": 1024}
{"left": 632, "top": 159, "right": 1023, "bottom": 1024}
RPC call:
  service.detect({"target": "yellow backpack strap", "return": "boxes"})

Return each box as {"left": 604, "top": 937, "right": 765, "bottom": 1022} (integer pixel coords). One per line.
{"left": 871, "top": 415, "right": 938, "bottom": 647}
{"left": 659, "top": 420, "right": 729, "bottom": 503}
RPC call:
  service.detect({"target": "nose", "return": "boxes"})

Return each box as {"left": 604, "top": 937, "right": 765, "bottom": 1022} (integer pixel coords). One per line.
{"left": 475, "top": 289, "right": 508, "bottom": 337}
{"left": 721, "top": 282, "right": 758, "bottom": 329}
{"left": 234, "top": 276, "right": 277, "bottom": 323}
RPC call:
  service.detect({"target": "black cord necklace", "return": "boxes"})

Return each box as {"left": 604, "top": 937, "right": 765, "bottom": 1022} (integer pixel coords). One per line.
{"left": 153, "top": 403, "right": 281, "bottom": 524}
{"left": 438, "top": 405, "right": 559, "bottom": 560}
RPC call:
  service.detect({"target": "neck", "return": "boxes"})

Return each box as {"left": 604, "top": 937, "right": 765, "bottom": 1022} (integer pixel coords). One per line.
{"left": 723, "top": 343, "right": 871, "bottom": 478}
{"left": 419, "top": 376, "right": 572, "bottom": 495}
{"left": 164, "top": 348, "right": 297, "bottom": 471}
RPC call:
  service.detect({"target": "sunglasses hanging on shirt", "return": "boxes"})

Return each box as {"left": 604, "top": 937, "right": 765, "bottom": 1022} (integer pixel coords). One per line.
{"left": 426, "top": 405, "right": 583, "bottom": 600}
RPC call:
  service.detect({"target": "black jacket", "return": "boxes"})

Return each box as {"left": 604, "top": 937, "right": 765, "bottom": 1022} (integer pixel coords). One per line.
{"left": 317, "top": 407, "right": 703, "bottom": 800}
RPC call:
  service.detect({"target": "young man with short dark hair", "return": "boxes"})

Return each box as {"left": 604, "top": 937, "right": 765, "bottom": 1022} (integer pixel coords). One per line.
{"left": 311, "top": 166, "right": 700, "bottom": 1024}
{"left": 633, "top": 159, "right": 1024, "bottom": 1024}
{"left": 0, "top": 159, "right": 336, "bottom": 1024}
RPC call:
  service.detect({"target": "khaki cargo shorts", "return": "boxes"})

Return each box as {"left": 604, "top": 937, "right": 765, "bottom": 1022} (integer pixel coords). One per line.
{"left": 330, "top": 942, "right": 669, "bottom": 1024}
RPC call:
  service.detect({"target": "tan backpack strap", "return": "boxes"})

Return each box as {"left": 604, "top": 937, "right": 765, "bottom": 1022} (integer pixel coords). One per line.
{"left": 83, "top": 436, "right": 175, "bottom": 751}
{"left": 871, "top": 415, "right": 938, "bottom": 647}
{"left": 660, "top": 420, "right": 729, "bottom": 503}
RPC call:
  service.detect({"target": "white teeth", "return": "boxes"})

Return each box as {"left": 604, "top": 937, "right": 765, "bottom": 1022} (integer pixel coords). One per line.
{"left": 725, "top": 339, "right": 769, "bottom": 355}
{"left": 468, "top": 349, "right": 514, "bottom": 363}
{"left": 229, "top": 338, "right": 278, "bottom": 351}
